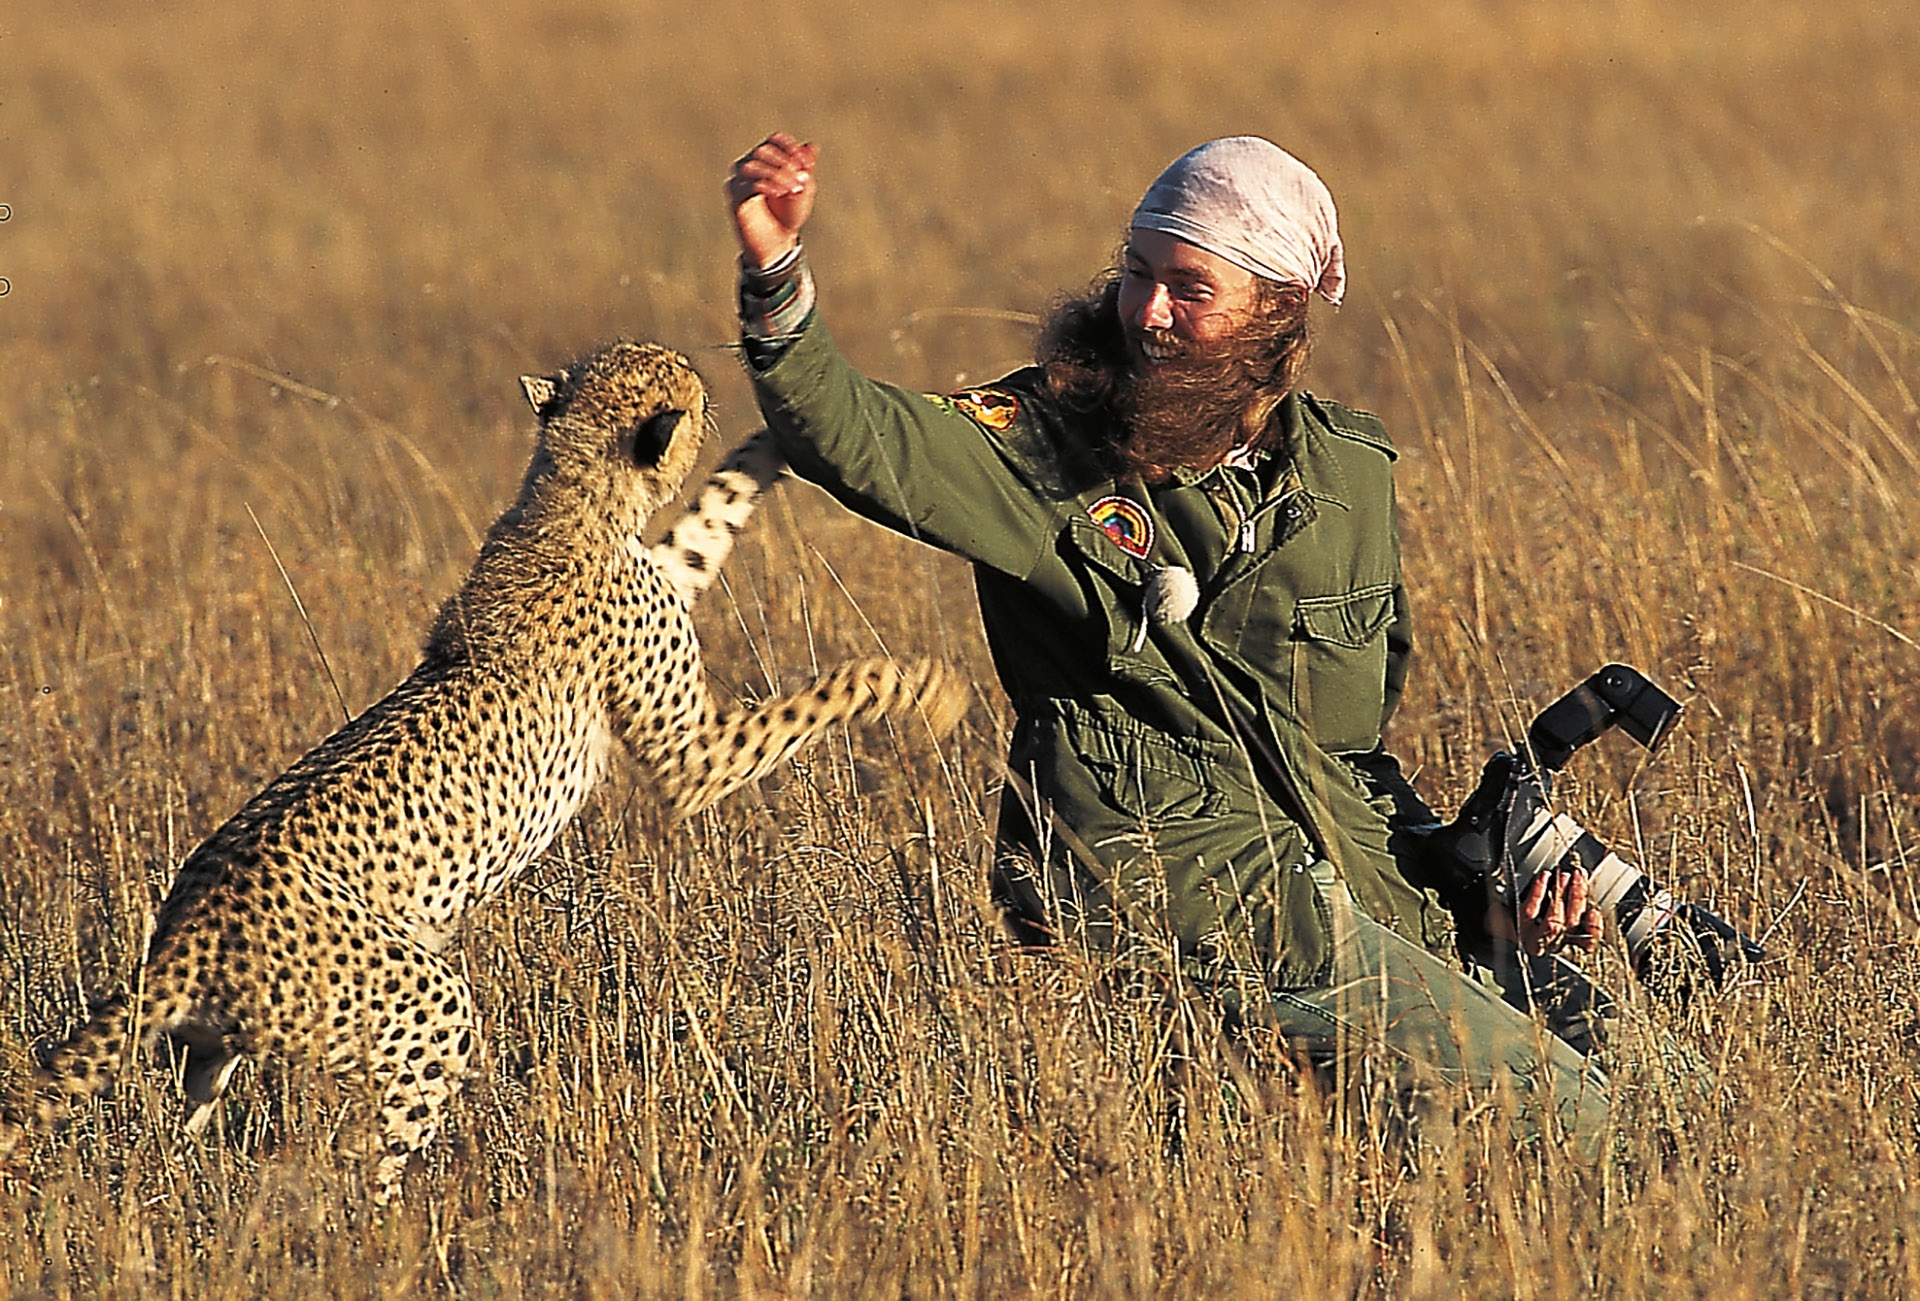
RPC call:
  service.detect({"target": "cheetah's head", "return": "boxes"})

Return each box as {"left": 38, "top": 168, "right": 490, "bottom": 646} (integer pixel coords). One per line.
{"left": 517, "top": 340, "right": 709, "bottom": 525}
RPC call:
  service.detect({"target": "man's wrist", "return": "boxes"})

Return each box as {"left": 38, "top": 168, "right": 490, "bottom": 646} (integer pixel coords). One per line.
{"left": 738, "top": 243, "right": 816, "bottom": 371}
{"left": 741, "top": 241, "right": 803, "bottom": 284}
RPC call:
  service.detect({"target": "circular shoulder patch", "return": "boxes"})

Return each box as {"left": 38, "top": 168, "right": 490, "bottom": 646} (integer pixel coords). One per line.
{"left": 1088, "top": 495, "right": 1154, "bottom": 559}
{"left": 949, "top": 388, "right": 1021, "bottom": 432}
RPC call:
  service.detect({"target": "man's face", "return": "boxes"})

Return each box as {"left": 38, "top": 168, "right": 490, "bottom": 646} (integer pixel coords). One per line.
{"left": 1117, "top": 228, "right": 1260, "bottom": 369}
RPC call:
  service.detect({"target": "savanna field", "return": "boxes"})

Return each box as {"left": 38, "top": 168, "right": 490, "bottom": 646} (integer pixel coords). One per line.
{"left": 3, "top": 0, "right": 1919, "bottom": 1295}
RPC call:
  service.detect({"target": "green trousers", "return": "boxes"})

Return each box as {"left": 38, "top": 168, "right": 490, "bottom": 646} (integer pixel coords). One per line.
{"left": 1249, "top": 862, "right": 1614, "bottom": 1157}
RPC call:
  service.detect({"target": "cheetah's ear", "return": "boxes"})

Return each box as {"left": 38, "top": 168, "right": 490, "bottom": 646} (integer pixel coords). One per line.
{"left": 520, "top": 373, "right": 565, "bottom": 421}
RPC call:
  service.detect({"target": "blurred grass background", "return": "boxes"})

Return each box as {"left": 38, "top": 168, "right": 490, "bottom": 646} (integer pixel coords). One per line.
{"left": 3, "top": 0, "right": 1919, "bottom": 1295}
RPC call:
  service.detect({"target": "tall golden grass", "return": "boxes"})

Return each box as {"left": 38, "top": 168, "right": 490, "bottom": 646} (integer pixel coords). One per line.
{"left": 3, "top": 0, "right": 1918, "bottom": 1295}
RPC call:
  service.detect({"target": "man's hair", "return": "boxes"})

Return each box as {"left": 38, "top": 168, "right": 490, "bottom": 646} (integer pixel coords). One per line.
{"left": 1037, "top": 269, "right": 1312, "bottom": 482}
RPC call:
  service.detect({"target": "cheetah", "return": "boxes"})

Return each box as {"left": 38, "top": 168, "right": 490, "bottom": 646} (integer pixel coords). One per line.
{"left": 2, "top": 340, "right": 968, "bottom": 1197}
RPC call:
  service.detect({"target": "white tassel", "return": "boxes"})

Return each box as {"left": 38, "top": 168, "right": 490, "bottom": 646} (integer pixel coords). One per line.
{"left": 1128, "top": 565, "right": 1200, "bottom": 652}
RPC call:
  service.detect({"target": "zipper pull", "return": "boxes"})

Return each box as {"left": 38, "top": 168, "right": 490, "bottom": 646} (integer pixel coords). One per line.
{"left": 1240, "top": 518, "right": 1257, "bottom": 552}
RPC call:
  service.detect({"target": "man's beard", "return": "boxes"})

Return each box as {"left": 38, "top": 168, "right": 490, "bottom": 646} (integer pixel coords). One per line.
{"left": 1037, "top": 277, "right": 1311, "bottom": 483}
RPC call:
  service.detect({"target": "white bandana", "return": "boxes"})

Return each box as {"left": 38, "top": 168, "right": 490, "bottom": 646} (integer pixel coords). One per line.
{"left": 1130, "top": 137, "right": 1346, "bottom": 306}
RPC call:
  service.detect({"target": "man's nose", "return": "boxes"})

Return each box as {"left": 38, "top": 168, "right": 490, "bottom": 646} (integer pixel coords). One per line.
{"left": 1138, "top": 283, "right": 1174, "bottom": 332}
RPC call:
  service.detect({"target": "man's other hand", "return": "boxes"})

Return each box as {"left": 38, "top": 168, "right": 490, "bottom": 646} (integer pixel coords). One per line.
{"left": 1488, "top": 867, "right": 1605, "bottom": 957}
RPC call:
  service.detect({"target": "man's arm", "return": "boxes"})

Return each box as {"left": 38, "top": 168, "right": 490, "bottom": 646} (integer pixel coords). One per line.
{"left": 726, "top": 133, "right": 1060, "bottom": 580}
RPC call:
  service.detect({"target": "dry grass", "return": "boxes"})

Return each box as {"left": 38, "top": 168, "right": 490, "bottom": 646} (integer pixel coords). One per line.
{"left": 3, "top": 0, "right": 1919, "bottom": 1295}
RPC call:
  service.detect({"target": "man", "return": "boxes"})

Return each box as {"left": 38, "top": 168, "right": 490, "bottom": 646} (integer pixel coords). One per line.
{"left": 726, "top": 132, "right": 1610, "bottom": 1148}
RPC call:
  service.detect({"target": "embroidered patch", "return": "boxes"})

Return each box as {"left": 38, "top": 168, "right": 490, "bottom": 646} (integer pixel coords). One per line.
{"left": 948, "top": 387, "right": 1021, "bottom": 432}
{"left": 1088, "top": 495, "right": 1154, "bottom": 559}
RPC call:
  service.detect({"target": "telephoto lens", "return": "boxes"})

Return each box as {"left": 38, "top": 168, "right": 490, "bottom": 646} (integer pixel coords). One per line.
{"left": 1425, "top": 666, "right": 1770, "bottom": 1000}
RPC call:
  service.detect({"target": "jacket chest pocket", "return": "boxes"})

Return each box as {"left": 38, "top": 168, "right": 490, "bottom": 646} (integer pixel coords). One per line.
{"left": 1289, "top": 584, "right": 1395, "bottom": 752}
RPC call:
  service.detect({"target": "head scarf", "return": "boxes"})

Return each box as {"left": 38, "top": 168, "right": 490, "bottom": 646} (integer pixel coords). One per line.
{"left": 1129, "top": 136, "right": 1346, "bottom": 306}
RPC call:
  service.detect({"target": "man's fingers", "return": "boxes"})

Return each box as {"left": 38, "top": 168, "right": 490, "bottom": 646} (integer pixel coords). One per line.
{"left": 1519, "top": 867, "right": 1553, "bottom": 919}
{"left": 773, "top": 135, "right": 818, "bottom": 176}
{"left": 762, "top": 130, "right": 809, "bottom": 160}
{"left": 1504, "top": 866, "right": 1609, "bottom": 956}
{"left": 1563, "top": 867, "right": 1591, "bottom": 925}
{"left": 1515, "top": 868, "right": 1604, "bottom": 956}
{"left": 1513, "top": 868, "right": 1603, "bottom": 956}
{"left": 1571, "top": 905, "right": 1605, "bottom": 953}
{"left": 731, "top": 158, "right": 807, "bottom": 199}
{"left": 735, "top": 136, "right": 815, "bottom": 197}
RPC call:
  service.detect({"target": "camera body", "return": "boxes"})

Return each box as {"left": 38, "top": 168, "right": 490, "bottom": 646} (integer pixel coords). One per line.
{"left": 1424, "top": 665, "right": 1768, "bottom": 995}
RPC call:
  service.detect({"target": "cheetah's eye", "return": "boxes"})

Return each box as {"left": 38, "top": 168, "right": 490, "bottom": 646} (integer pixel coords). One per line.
{"left": 631, "top": 410, "right": 686, "bottom": 466}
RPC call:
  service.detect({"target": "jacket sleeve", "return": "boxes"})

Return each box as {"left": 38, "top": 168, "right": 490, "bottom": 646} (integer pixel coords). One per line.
{"left": 1346, "top": 741, "right": 1438, "bottom": 828}
{"left": 748, "top": 316, "right": 1062, "bottom": 582}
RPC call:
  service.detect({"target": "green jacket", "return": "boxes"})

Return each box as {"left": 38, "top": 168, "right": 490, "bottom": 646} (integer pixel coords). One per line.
{"left": 749, "top": 318, "right": 1451, "bottom": 985}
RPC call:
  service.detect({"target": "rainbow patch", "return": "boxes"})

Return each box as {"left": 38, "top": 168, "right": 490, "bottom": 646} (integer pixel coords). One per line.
{"left": 1088, "top": 495, "right": 1154, "bottom": 559}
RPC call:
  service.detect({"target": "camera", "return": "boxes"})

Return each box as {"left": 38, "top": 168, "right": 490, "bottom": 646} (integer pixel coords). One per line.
{"left": 1424, "top": 665, "right": 1769, "bottom": 996}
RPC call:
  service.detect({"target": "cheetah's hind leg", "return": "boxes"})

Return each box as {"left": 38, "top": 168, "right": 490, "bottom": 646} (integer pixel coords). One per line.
{"left": 364, "top": 947, "right": 478, "bottom": 1203}
{"left": 301, "top": 908, "right": 479, "bottom": 1203}
{"left": 178, "top": 1024, "right": 248, "bottom": 1137}
{"left": 667, "top": 656, "right": 970, "bottom": 817}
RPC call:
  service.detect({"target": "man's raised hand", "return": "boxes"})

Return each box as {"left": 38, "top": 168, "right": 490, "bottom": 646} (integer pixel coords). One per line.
{"left": 727, "top": 132, "right": 818, "bottom": 270}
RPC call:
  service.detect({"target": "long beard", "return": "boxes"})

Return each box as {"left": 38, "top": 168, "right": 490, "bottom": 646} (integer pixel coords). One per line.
{"left": 1111, "top": 333, "right": 1285, "bottom": 482}
{"left": 1037, "top": 280, "right": 1303, "bottom": 483}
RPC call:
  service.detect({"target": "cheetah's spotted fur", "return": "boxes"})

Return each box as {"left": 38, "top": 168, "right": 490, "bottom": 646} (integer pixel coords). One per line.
{"left": 2, "top": 341, "right": 967, "bottom": 1197}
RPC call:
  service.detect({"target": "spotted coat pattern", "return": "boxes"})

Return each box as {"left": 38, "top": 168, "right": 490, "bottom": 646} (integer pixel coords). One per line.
{"left": 4, "top": 341, "right": 968, "bottom": 1198}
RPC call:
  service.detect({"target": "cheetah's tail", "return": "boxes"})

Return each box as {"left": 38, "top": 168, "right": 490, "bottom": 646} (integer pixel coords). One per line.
{"left": 0, "top": 996, "right": 135, "bottom": 1168}
{"left": 646, "top": 428, "right": 785, "bottom": 603}
{"left": 668, "top": 656, "right": 971, "bottom": 817}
